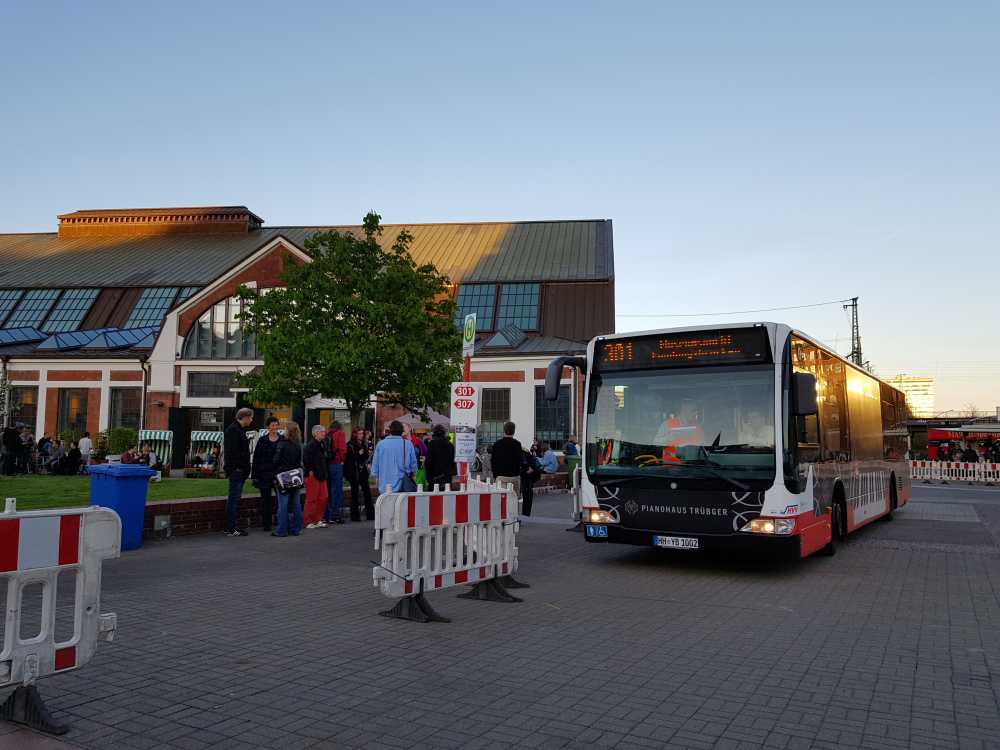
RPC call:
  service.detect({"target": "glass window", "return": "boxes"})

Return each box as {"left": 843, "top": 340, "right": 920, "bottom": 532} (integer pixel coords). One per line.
{"left": 535, "top": 385, "right": 569, "bottom": 451}
{"left": 176, "top": 286, "right": 200, "bottom": 304}
{"left": 187, "top": 372, "right": 236, "bottom": 398}
{"left": 478, "top": 388, "right": 510, "bottom": 449}
{"left": 41, "top": 289, "right": 100, "bottom": 333}
{"left": 497, "top": 283, "right": 540, "bottom": 330}
{"left": 455, "top": 284, "right": 496, "bottom": 331}
{"left": 5, "top": 289, "right": 60, "bottom": 329}
{"left": 109, "top": 388, "right": 142, "bottom": 431}
{"left": 10, "top": 386, "right": 38, "bottom": 431}
{"left": 586, "top": 366, "right": 776, "bottom": 484}
{"left": 125, "top": 287, "right": 180, "bottom": 329}
{"left": 0, "top": 290, "right": 24, "bottom": 326}
{"left": 181, "top": 295, "right": 259, "bottom": 359}
{"left": 57, "top": 388, "right": 89, "bottom": 433}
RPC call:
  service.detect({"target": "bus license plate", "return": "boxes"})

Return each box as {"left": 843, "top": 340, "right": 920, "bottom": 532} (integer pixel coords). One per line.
{"left": 654, "top": 536, "right": 698, "bottom": 550}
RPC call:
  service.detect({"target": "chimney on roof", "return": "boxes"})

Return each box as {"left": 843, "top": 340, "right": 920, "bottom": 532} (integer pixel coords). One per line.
{"left": 57, "top": 206, "right": 264, "bottom": 238}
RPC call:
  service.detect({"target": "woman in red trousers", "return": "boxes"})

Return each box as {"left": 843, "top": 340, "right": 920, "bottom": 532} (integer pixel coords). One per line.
{"left": 303, "top": 424, "right": 329, "bottom": 528}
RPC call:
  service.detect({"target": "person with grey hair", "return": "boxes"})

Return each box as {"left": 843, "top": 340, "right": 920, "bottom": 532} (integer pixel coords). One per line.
{"left": 303, "top": 424, "right": 329, "bottom": 528}
{"left": 222, "top": 407, "right": 255, "bottom": 536}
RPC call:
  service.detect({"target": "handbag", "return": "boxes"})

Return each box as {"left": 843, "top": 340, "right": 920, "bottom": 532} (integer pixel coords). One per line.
{"left": 415, "top": 467, "right": 427, "bottom": 487}
{"left": 399, "top": 439, "right": 417, "bottom": 492}
{"left": 276, "top": 467, "right": 304, "bottom": 491}
{"left": 275, "top": 443, "right": 304, "bottom": 491}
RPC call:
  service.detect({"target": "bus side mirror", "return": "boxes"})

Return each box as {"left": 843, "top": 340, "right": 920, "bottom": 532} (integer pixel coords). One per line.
{"left": 793, "top": 372, "right": 818, "bottom": 416}
{"left": 545, "top": 356, "right": 586, "bottom": 400}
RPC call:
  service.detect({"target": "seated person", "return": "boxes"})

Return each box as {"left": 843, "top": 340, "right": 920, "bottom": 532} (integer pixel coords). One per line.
{"left": 140, "top": 447, "right": 162, "bottom": 471}
{"left": 61, "top": 441, "right": 82, "bottom": 475}
{"left": 43, "top": 440, "right": 67, "bottom": 473}
{"left": 120, "top": 445, "right": 139, "bottom": 464}
{"left": 739, "top": 408, "right": 775, "bottom": 447}
{"left": 654, "top": 401, "right": 703, "bottom": 446}
{"left": 539, "top": 443, "right": 560, "bottom": 473}
{"left": 206, "top": 446, "right": 221, "bottom": 468}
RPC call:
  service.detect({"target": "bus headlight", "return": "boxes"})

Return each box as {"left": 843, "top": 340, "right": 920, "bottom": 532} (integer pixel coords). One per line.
{"left": 741, "top": 518, "right": 795, "bottom": 535}
{"left": 588, "top": 510, "right": 618, "bottom": 524}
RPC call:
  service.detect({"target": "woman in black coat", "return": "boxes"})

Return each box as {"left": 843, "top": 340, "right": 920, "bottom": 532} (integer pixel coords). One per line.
{"left": 271, "top": 421, "right": 304, "bottom": 536}
{"left": 251, "top": 417, "right": 284, "bottom": 531}
{"left": 424, "top": 424, "right": 456, "bottom": 491}
{"left": 346, "top": 425, "right": 374, "bottom": 521}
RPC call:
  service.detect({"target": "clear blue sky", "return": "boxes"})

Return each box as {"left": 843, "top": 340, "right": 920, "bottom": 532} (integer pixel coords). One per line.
{"left": 2, "top": 1, "right": 997, "bottom": 412}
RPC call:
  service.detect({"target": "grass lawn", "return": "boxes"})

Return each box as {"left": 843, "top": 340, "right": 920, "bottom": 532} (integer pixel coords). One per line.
{"left": 0, "top": 476, "right": 259, "bottom": 511}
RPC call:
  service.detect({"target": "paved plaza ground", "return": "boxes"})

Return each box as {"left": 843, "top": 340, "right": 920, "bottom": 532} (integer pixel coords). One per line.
{"left": 3, "top": 485, "right": 1000, "bottom": 750}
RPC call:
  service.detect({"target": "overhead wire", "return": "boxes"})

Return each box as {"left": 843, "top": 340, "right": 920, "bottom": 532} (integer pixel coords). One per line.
{"left": 616, "top": 299, "right": 851, "bottom": 318}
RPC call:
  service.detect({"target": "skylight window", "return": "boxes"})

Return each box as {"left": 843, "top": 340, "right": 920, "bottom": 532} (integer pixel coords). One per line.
{"left": 42, "top": 288, "right": 100, "bottom": 333}
{"left": 4, "top": 289, "right": 60, "bottom": 329}
{"left": 0, "top": 290, "right": 24, "bottom": 326}
{"left": 125, "top": 287, "right": 179, "bottom": 329}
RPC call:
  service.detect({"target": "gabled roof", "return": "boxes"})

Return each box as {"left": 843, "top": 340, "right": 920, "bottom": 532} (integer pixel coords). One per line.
{"left": 0, "top": 219, "right": 613, "bottom": 288}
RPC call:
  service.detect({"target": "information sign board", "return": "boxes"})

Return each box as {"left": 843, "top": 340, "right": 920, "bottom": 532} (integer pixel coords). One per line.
{"left": 462, "top": 314, "right": 476, "bottom": 358}
{"left": 451, "top": 382, "right": 480, "bottom": 427}
{"left": 454, "top": 425, "right": 477, "bottom": 461}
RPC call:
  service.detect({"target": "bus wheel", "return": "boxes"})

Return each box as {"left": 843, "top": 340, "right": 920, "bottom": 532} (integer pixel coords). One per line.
{"left": 821, "top": 503, "right": 842, "bottom": 556}
{"left": 880, "top": 480, "right": 897, "bottom": 522}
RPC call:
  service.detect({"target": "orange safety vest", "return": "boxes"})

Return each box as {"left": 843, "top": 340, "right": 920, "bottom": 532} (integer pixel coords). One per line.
{"left": 662, "top": 418, "right": 702, "bottom": 464}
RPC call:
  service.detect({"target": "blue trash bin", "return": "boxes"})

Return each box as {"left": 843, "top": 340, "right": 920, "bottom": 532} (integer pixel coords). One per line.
{"left": 88, "top": 464, "right": 157, "bottom": 550}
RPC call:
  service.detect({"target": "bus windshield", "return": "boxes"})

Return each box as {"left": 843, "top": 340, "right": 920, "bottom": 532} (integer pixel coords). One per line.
{"left": 585, "top": 365, "right": 776, "bottom": 483}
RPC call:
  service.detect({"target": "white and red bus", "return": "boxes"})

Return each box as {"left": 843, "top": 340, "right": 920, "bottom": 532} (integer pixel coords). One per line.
{"left": 546, "top": 323, "right": 910, "bottom": 557}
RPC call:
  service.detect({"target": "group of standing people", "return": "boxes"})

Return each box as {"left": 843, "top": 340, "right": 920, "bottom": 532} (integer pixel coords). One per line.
{"left": 223, "top": 411, "right": 576, "bottom": 535}
{"left": 2, "top": 425, "right": 93, "bottom": 476}
{"left": 937, "top": 441, "right": 1000, "bottom": 463}
{"left": 222, "top": 408, "right": 377, "bottom": 537}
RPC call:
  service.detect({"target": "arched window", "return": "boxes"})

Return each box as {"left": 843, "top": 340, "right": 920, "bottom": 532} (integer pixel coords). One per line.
{"left": 182, "top": 295, "right": 259, "bottom": 359}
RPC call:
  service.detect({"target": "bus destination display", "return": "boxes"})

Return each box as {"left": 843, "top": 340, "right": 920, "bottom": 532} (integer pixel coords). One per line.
{"left": 596, "top": 328, "right": 772, "bottom": 370}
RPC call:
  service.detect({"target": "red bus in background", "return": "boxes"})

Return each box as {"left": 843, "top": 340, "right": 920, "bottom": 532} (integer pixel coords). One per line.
{"left": 928, "top": 426, "right": 1000, "bottom": 460}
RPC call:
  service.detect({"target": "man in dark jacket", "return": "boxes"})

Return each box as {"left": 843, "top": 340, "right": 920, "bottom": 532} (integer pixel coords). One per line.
{"left": 223, "top": 408, "right": 255, "bottom": 536}
{"left": 492, "top": 421, "right": 528, "bottom": 499}
{"left": 2, "top": 424, "right": 21, "bottom": 476}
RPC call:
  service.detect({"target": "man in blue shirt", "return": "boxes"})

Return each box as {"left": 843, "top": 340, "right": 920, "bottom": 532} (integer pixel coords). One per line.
{"left": 371, "top": 420, "right": 419, "bottom": 493}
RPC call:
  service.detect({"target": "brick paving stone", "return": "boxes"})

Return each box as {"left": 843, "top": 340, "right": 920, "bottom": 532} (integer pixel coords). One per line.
{"left": 2, "top": 488, "right": 999, "bottom": 749}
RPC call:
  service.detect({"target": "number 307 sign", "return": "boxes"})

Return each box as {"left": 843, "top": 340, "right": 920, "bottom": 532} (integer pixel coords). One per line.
{"left": 451, "top": 382, "right": 480, "bottom": 427}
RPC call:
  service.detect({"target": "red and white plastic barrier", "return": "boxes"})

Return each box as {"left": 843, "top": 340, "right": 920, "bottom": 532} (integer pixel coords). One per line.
{"left": 373, "top": 481, "right": 519, "bottom": 600}
{"left": 910, "top": 461, "right": 999, "bottom": 485}
{"left": 1, "top": 499, "right": 120, "bottom": 689}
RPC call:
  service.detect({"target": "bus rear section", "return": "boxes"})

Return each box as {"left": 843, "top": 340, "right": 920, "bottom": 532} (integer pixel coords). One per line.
{"left": 553, "top": 323, "right": 910, "bottom": 558}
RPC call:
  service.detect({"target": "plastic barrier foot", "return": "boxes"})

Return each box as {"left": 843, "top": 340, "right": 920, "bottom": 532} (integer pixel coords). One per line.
{"left": 379, "top": 593, "right": 452, "bottom": 623}
{"left": 458, "top": 579, "right": 523, "bottom": 603}
{"left": 0, "top": 685, "right": 68, "bottom": 735}
{"left": 496, "top": 574, "right": 531, "bottom": 589}
{"left": 566, "top": 521, "right": 585, "bottom": 533}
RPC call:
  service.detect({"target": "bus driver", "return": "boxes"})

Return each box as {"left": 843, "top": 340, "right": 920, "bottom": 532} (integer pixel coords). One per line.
{"left": 655, "top": 400, "right": 703, "bottom": 446}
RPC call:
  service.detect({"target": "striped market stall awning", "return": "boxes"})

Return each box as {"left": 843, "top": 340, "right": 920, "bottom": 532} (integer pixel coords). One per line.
{"left": 190, "top": 431, "right": 224, "bottom": 444}
{"left": 139, "top": 430, "right": 173, "bottom": 468}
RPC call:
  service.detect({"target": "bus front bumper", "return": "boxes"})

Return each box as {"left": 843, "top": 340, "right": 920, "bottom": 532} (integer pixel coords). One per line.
{"left": 584, "top": 524, "right": 802, "bottom": 556}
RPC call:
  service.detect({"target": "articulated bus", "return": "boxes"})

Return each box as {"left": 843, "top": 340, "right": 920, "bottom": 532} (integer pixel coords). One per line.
{"left": 546, "top": 323, "right": 910, "bottom": 558}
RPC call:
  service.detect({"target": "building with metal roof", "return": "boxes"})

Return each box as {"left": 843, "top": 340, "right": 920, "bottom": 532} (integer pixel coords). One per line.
{"left": 0, "top": 206, "right": 614, "bottom": 467}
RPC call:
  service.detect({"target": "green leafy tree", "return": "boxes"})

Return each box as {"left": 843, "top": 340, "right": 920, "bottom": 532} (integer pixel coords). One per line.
{"left": 233, "top": 212, "right": 462, "bottom": 427}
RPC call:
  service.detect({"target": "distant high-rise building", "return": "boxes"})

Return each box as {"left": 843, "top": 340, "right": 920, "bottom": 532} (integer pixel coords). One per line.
{"left": 887, "top": 376, "right": 934, "bottom": 418}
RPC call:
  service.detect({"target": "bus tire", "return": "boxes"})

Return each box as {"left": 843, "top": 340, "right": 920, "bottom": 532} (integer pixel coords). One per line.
{"left": 880, "top": 478, "right": 897, "bottom": 522}
{"left": 821, "top": 502, "right": 843, "bottom": 556}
